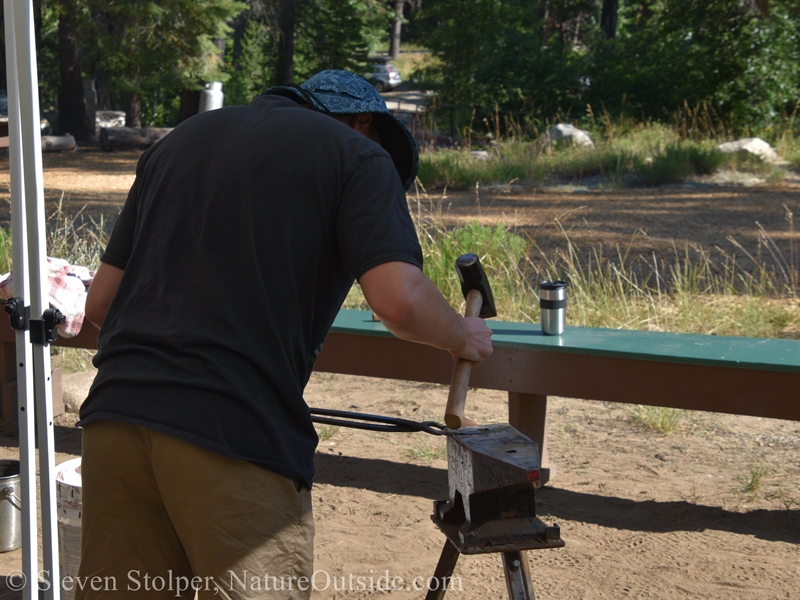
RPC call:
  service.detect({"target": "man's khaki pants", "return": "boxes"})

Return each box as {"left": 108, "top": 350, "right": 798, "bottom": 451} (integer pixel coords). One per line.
{"left": 76, "top": 420, "right": 314, "bottom": 599}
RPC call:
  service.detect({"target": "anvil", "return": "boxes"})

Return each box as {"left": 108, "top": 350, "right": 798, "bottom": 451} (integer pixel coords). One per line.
{"left": 432, "top": 423, "right": 564, "bottom": 554}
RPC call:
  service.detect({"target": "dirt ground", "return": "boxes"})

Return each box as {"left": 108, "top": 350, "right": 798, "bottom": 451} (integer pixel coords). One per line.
{"left": 2, "top": 149, "right": 799, "bottom": 267}
{"left": 0, "top": 148, "right": 797, "bottom": 599}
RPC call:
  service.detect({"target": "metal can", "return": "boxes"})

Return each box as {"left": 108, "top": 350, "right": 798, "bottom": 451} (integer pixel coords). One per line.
{"left": 539, "top": 281, "right": 568, "bottom": 335}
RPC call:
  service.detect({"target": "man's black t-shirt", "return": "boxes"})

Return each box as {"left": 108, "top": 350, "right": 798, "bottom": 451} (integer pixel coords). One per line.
{"left": 78, "top": 95, "right": 423, "bottom": 487}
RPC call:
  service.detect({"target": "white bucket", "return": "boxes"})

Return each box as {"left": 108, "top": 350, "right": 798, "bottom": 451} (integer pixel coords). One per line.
{"left": 55, "top": 458, "right": 82, "bottom": 600}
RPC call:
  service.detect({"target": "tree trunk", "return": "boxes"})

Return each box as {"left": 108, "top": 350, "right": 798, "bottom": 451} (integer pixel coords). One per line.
{"left": 178, "top": 89, "right": 201, "bottom": 123}
{"left": 99, "top": 127, "right": 172, "bottom": 152}
{"left": 93, "top": 67, "right": 112, "bottom": 111}
{"left": 0, "top": 29, "right": 6, "bottom": 92}
{"left": 33, "top": 0, "right": 44, "bottom": 109}
{"left": 125, "top": 91, "right": 142, "bottom": 128}
{"left": 601, "top": 0, "right": 618, "bottom": 38}
{"left": 231, "top": 14, "right": 249, "bottom": 65}
{"left": 0, "top": 8, "right": 5, "bottom": 92}
{"left": 57, "top": 0, "right": 94, "bottom": 141}
{"left": 538, "top": 0, "right": 550, "bottom": 44}
{"left": 389, "top": 0, "right": 404, "bottom": 60}
{"left": 276, "top": 0, "right": 296, "bottom": 85}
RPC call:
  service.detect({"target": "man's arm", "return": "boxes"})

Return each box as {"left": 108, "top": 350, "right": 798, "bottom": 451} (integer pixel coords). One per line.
{"left": 85, "top": 262, "right": 125, "bottom": 328}
{"left": 358, "top": 261, "right": 493, "bottom": 364}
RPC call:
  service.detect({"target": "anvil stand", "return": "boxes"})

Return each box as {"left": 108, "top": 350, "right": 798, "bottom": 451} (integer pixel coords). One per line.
{"left": 424, "top": 424, "right": 564, "bottom": 600}
{"left": 423, "top": 255, "right": 564, "bottom": 599}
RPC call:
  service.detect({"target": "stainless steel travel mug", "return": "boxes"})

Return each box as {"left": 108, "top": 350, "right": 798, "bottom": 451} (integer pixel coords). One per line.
{"left": 539, "top": 281, "right": 568, "bottom": 335}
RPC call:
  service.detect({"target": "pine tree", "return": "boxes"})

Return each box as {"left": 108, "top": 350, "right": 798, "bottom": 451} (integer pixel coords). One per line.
{"left": 86, "top": 0, "right": 245, "bottom": 126}
{"left": 225, "top": 19, "right": 274, "bottom": 105}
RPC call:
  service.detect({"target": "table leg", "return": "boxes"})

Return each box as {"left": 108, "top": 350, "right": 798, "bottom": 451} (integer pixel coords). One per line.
{"left": 508, "top": 392, "right": 555, "bottom": 484}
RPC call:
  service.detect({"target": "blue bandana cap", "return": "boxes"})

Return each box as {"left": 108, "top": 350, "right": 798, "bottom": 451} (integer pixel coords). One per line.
{"left": 262, "top": 70, "right": 419, "bottom": 191}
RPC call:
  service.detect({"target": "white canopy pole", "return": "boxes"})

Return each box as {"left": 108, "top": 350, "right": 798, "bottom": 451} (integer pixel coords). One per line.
{"left": 3, "top": 1, "right": 62, "bottom": 598}
{"left": 3, "top": 3, "right": 37, "bottom": 599}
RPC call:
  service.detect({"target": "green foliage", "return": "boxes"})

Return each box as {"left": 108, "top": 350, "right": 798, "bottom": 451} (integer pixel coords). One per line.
{"left": 416, "top": 220, "right": 532, "bottom": 316}
{"left": 46, "top": 198, "right": 108, "bottom": 270}
{"left": 417, "top": 149, "right": 530, "bottom": 188}
{"left": 588, "top": 0, "right": 800, "bottom": 131}
{"left": 84, "top": 0, "right": 245, "bottom": 122}
{"left": 631, "top": 405, "right": 685, "bottom": 435}
{"left": 21, "top": 0, "right": 800, "bottom": 132}
{"left": 315, "top": 423, "right": 339, "bottom": 441}
{"left": 51, "top": 347, "right": 96, "bottom": 374}
{"left": 776, "top": 131, "right": 800, "bottom": 169}
{"left": 224, "top": 19, "right": 275, "bottom": 106}
{"left": 537, "top": 147, "right": 635, "bottom": 183}
{"left": 293, "top": 0, "right": 390, "bottom": 80}
{"left": 740, "top": 463, "right": 768, "bottom": 494}
{"left": 0, "top": 229, "right": 12, "bottom": 275}
{"left": 405, "top": 437, "right": 447, "bottom": 462}
{"left": 219, "top": 0, "right": 390, "bottom": 104}
{"left": 633, "top": 143, "right": 726, "bottom": 186}
{"left": 142, "top": 89, "right": 182, "bottom": 128}
{"left": 420, "top": 0, "right": 588, "bottom": 123}
{"left": 415, "top": 129, "right": 785, "bottom": 190}
{"left": 345, "top": 198, "right": 798, "bottom": 338}
{"left": 36, "top": 1, "right": 62, "bottom": 115}
{"left": 418, "top": 0, "right": 800, "bottom": 134}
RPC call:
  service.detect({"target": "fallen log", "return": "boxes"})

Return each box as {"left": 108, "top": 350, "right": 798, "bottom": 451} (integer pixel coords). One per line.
{"left": 42, "top": 134, "right": 76, "bottom": 152}
{"left": 99, "top": 127, "right": 173, "bottom": 152}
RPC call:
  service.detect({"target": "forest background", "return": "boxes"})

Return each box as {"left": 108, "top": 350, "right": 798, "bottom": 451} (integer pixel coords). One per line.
{"left": 0, "top": 0, "right": 798, "bottom": 142}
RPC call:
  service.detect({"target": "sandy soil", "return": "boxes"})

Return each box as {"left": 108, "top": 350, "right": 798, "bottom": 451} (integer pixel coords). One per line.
{"left": 0, "top": 148, "right": 797, "bottom": 599}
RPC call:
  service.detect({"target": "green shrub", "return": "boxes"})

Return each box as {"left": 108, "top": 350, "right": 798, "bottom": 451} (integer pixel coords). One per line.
{"left": 0, "top": 229, "right": 11, "bottom": 275}
{"left": 420, "top": 221, "right": 533, "bottom": 317}
{"left": 539, "top": 147, "right": 635, "bottom": 182}
{"left": 0, "top": 199, "right": 108, "bottom": 273}
{"left": 632, "top": 405, "right": 685, "bottom": 435}
{"left": 774, "top": 133, "right": 800, "bottom": 168}
{"left": 687, "top": 144, "right": 727, "bottom": 175}
{"left": 634, "top": 142, "right": 725, "bottom": 185}
{"left": 417, "top": 126, "right": 795, "bottom": 189}
{"left": 417, "top": 149, "right": 530, "bottom": 189}
{"left": 47, "top": 209, "right": 108, "bottom": 270}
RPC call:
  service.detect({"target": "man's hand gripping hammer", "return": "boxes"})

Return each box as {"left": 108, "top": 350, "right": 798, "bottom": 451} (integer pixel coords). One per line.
{"left": 444, "top": 254, "right": 496, "bottom": 430}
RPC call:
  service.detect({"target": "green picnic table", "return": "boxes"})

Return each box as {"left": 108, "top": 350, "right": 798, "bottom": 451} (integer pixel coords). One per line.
{"left": 1, "top": 308, "right": 797, "bottom": 483}
{"left": 315, "top": 310, "right": 800, "bottom": 483}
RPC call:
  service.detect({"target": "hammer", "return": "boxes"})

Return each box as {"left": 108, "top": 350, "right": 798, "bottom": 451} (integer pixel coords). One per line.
{"left": 444, "top": 254, "right": 496, "bottom": 429}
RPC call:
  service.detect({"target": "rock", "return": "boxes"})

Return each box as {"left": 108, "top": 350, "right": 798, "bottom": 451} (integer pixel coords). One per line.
{"left": 96, "top": 110, "right": 125, "bottom": 129}
{"left": 717, "top": 138, "right": 778, "bottom": 163}
{"left": 546, "top": 123, "right": 594, "bottom": 148}
{"left": 62, "top": 367, "right": 97, "bottom": 412}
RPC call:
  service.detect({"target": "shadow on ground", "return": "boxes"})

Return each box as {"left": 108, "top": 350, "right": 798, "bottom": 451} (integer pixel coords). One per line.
{"left": 314, "top": 452, "right": 800, "bottom": 545}
{"left": 0, "top": 575, "right": 43, "bottom": 600}
{"left": 0, "top": 426, "right": 82, "bottom": 456}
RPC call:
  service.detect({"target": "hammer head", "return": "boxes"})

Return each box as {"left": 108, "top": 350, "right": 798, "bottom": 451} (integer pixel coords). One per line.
{"left": 456, "top": 254, "right": 497, "bottom": 319}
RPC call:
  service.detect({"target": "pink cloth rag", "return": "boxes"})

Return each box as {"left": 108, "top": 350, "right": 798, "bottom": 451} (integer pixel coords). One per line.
{"left": 0, "top": 257, "right": 95, "bottom": 338}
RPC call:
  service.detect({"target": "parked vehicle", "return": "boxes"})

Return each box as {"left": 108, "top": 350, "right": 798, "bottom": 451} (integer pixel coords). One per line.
{"left": 365, "top": 63, "right": 402, "bottom": 92}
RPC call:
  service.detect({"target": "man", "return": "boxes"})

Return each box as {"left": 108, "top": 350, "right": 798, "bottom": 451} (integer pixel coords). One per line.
{"left": 77, "top": 70, "right": 492, "bottom": 599}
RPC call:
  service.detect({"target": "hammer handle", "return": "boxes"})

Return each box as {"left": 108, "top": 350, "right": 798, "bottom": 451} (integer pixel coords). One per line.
{"left": 444, "top": 288, "right": 484, "bottom": 429}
